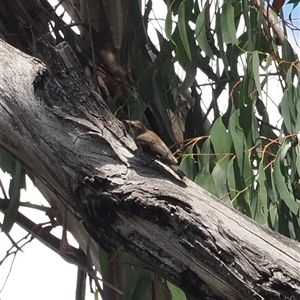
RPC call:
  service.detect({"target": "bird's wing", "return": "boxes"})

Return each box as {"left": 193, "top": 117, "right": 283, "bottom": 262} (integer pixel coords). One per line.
{"left": 136, "top": 131, "right": 178, "bottom": 165}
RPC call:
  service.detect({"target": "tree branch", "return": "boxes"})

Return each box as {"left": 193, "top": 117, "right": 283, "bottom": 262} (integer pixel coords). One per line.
{"left": 0, "top": 39, "right": 299, "bottom": 300}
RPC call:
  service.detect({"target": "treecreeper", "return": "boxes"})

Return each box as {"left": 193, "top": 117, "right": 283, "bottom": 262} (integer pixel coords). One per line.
{"left": 124, "top": 120, "right": 185, "bottom": 179}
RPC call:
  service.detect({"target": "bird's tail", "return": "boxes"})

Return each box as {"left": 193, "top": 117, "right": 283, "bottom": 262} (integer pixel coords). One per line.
{"left": 170, "top": 165, "right": 185, "bottom": 179}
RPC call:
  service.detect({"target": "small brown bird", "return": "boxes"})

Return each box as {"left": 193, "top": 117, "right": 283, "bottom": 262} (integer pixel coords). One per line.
{"left": 124, "top": 120, "right": 185, "bottom": 179}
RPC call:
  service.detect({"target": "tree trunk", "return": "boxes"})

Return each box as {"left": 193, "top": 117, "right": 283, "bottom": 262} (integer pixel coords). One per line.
{"left": 0, "top": 39, "right": 299, "bottom": 300}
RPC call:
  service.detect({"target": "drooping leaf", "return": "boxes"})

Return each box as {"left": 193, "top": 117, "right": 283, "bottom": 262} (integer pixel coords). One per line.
{"left": 227, "top": 156, "right": 238, "bottom": 202}
{"left": 178, "top": 0, "right": 192, "bottom": 60}
{"left": 152, "top": 75, "right": 177, "bottom": 144}
{"left": 129, "top": 96, "right": 147, "bottom": 120}
{"left": 211, "top": 117, "right": 233, "bottom": 173}
{"left": 195, "top": 171, "right": 219, "bottom": 197}
{"left": 281, "top": 40, "right": 299, "bottom": 78}
{"left": 258, "top": 160, "right": 269, "bottom": 222}
{"left": 2, "top": 162, "right": 23, "bottom": 233}
{"left": 281, "top": 66, "right": 300, "bottom": 134}
{"left": 165, "top": 5, "right": 175, "bottom": 44}
{"left": 195, "top": 7, "right": 214, "bottom": 58}
{"left": 242, "top": 0, "right": 253, "bottom": 48}
{"left": 177, "top": 26, "right": 198, "bottom": 93}
{"left": 229, "top": 110, "right": 253, "bottom": 188}
{"left": 227, "top": 156, "right": 251, "bottom": 216}
{"left": 167, "top": 281, "right": 187, "bottom": 300}
{"left": 252, "top": 51, "right": 262, "bottom": 96}
{"left": 172, "top": 26, "right": 189, "bottom": 66}
{"left": 273, "top": 142, "right": 299, "bottom": 215}
{"left": 250, "top": 190, "right": 265, "bottom": 225}
{"left": 215, "top": 11, "right": 229, "bottom": 76}
{"left": 198, "top": 138, "right": 212, "bottom": 174}
{"left": 103, "top": 0, "right": 124, "bottom": 50}
{"left": 100, "top": 248, "right": 108, "bottom": 274}
{"left": 122, "top": 255, "right": 134, "bottom": 300}
{"left": 220, "top": 0, "right": 236, "bottom": 44}
{"left": 212, "top": 164, "right": 231, "bottom": 205}
{"left": 131, "top": 270, "right": 153, "bottom": 300}
{"left": 0, "top": 147, "right": 15, "bottom": 175}
{"left": 269, "top": 205, "right": 279, "bottom": 231}
{"left": 128, "top": 0, "right": 142, "bottom": 26}
{"left": 239, "top": 68, "right": 254, "bottom": 139}
{"left": 180, "top": 145, "right": 198, "bottom": 180}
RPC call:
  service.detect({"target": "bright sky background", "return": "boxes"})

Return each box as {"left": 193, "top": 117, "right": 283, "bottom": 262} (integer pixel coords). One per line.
{"left": 0, "top": 172, "right": 89, "bottom": 300}
{"left": 0, "top": 1, "right": 299, "bottom": 300}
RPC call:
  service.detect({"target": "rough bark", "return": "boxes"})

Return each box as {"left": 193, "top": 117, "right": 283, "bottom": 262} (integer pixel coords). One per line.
{"left": 0, "top": 39, "right": 300, "bottom": 300}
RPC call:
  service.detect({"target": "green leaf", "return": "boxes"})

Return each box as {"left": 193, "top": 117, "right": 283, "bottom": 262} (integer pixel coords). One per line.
{"left": 227, "top": 156, "right": 237, "bottom": 201}
{"left": 273, "top": 142, "right": 299, "bottom": 215}
{"left": 281, "top": 66, "right": 300, "bottom": 134}
{"left": 250, "top": 190, "right": 265, "bottom": 225}
{"left": 94, "top": 290, "right": 99, "bottom": 300}
{"left": 195, "top": 8, "right": 214, "bottom": 58}
{"left": 131, "top": 271, "right": 153, "bottom": 300}
{"left": 152, "top": 76, "right": 177, "bottom": 144}
{"left": 180, "top": 145, "right": 198, "bottom": 180}
{"left": 215, "top": 11, "right": 229, "bottom": 76}
{"left": 252, "top": 51, "right": 261, "bottom": 96}
{"left": 250, "top": 113, "right": 261, "bottom": 149}
{"left": 129, "top": 97, "right": 147, "bottom": 120}
{"left": 296, "top": 149, "right": 300, "bottom": 176}
{"left": 242, "top": 0, "right": 253, "bottom": 49}
{"left": 171, "top": 27, "right": 188, "bottom": 66}
{"left": 122, "top": 256, "right": 134, "bottom": 300}
{"left": 178, "top": 25, "right": 198, "bottom": 93}
{"left": 269, "top": 205, "right": 279, "bottom": 231}
{"left": 100, "top": 248, "right": 108, "bottom": 274}
{"left": 258, "top": 160, "right": 268, "bottom": 222}
{"left": 103, "top": 0, "right": 124, "bottom": 50}
{"left": 211, "top": 117, "right": 232, "bottom": 173}
{"left": 228, "top": 110, "right": 253, "bottom": 187}
{"left": 178, "top": 0, "right": 192, "bottom": 60}
{"left": 227, "top": 156, "right": 251, "bottom": 216}
{"left": 239, "top": 69, "right": 254, "bottom": 138}
{"left": 278, "top": 203, "right": 293, "bottom": 238}
{"left": 179, "top": 60, "right": 197, "bottom": 94}
{"left": 281, "top": 40, "right": 299, "bottom": 77}
{"left": 132, "top": 51, "right": 154, "bottom": 104}
{"left": 281, "top": 89, "right": 293, "bottom": 134}
{"left": 212, "top": 164, "right": 231, "bottom": 205}
{"left": 2, "top": 162, "right": 22, "bottom": 233}
{"left": 198, "top": 138, "right": 212, "bottom": 173}
{"left": 0, "top": 147, "right": 15, "bottom": 175}
{"left": 287, "top": 0, "right": 300, "bottom": 4}
{"left": 127, "top": 0, "right": 142, "bottom": 26}
{"left": 220, "top": 0, "right": 236, "bottom": 44}
{"left": 165, "top": 6, "right": 174, "bottom": 43}
{"left": 195, "top": 171, "right": 219, "bottom": 197}
{"left": 229, "top": 111, "right": 244, "bottom": 162}
{"left": 167, "top": 281, "right": 187, "bottom": 300}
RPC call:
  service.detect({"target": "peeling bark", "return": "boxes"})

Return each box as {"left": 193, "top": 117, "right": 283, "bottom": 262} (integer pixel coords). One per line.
{"left": 0, "top": 39, "right": 300, "bottom": 300}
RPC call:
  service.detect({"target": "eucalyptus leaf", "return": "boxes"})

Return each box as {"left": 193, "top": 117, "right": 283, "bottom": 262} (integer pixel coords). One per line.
{"left": 2, "top": 162, "right": 23, "bottom": 233}
{"left": 131, "top": 271, "right": 153, "bottom": 300}
{"left": 220, "top": 0, "right": 236, "bottom": 44}
{"left": 167, "top": 281, "right": 187, "bottom": 300}
{"left": 252, "top": 51, "right": 261, "bottom": 96}
{"left": 178, "top": 1, "right": 191, "bottom": 60}
{"left": 211, "top": 117, "right": 232, "bottom": 173}
{"left": 273, "top": 142, "right": 299, "bottom": 215}
{"left": 195, "top": 8, "right": 214, "bottom": 58}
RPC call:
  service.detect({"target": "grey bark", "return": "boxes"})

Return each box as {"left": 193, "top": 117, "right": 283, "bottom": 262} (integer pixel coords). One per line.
{"left": 0, "top": 39, "right": 299, "bottom": 300}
